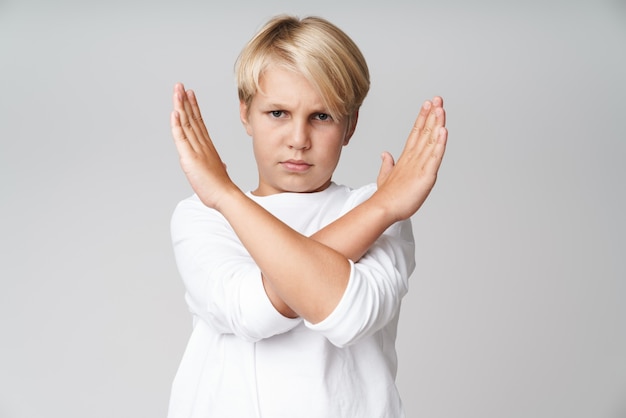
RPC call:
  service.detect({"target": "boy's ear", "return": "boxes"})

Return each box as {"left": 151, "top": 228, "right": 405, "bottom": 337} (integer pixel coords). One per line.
{"left": 239, "top": 101, "right": 252, "bottom": 136}
{"left": 343, "top": 110, "right": 359, "bottom": 145}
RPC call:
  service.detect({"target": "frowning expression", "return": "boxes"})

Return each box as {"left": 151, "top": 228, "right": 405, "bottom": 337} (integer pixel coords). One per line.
{"left": 240, "top": 66, "right": 357, "bottom": 196}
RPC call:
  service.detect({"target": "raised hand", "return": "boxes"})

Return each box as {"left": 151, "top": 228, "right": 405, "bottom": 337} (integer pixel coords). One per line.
{"left": 374, "top": 97, "right": 448, "bottom": 221}
{"left": 170, "top": 83, "right": 238, "bottom": 209}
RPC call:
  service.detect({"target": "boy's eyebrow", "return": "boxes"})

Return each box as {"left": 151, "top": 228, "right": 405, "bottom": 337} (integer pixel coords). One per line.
{"left": 255, "top": 94, "right": 327, "bottom": 111}
{"left": 264, "top": 102, "right": 288, "bottom": 109}
{"left": 262, "top": 101, "right": 330, "bottom": 113}
{"left": 253, "top": 98, "right": 288, "bottom": 109}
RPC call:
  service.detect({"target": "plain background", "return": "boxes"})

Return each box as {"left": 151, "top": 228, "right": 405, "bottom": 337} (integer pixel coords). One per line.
{"left": 1, "top": 0, "right": 625, "bottom": 417}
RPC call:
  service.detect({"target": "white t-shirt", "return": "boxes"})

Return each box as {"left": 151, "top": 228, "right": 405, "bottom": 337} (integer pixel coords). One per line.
{"left": 168, "top": 183, "right": 415, "bottom": 418}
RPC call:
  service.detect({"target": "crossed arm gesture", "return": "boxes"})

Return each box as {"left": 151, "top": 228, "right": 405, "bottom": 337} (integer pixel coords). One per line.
{"left": 170, "top": 83, "right": 447, "bottom": 322}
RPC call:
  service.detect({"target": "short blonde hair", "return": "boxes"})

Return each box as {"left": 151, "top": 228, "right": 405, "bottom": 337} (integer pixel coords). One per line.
{"left": 236, "top": 15, "right": 370, "bottom": 121}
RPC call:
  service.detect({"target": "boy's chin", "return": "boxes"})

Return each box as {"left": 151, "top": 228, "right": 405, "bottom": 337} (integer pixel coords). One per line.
{"left": 289, "top": 179, "right": 333, "bottom": 194}
{"left": 254, "top": 179, "right": 333, "bottom": 196}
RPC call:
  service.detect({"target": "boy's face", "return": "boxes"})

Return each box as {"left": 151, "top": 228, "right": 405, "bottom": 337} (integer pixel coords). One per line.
{"left": 240, "top": 66, "right": 357, "bottom": 196}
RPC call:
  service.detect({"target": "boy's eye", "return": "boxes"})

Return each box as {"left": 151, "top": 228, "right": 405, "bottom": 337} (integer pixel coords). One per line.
{"left": 270, "top": 110, "right": 284, "bottom": 118}
{"left": 315, "top": 113, "right": 331, "bottom": 121}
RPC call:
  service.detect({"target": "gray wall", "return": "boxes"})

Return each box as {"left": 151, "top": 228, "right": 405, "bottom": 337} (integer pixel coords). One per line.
{"left": 1, "top": 1, "right": 624, "bottom": 417}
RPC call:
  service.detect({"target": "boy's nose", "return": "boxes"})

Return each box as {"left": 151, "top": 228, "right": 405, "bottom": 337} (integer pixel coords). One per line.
{"left": 288, "top": 121, "right": 311, "bottom": 150}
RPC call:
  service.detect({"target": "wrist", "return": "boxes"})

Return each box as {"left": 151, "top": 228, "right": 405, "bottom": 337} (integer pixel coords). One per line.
{"left": 211, "top": 183, "right": 245, "bottom": 214}
{"left": 367, "top": 190, "right": 401, "bottom": 224}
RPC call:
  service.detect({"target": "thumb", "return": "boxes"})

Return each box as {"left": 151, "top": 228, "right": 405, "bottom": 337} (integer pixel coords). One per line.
{"left": 377, "top": 151, "right": 395, "bottom": 187}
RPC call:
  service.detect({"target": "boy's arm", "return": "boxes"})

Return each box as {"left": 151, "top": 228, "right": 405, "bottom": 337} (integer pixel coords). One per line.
{"left": 170, "top": 83, "right": 446, "bottom": 324}
{"left": 273, "top": 98, "right": 444, "bottom": 318}
{"left": 171, "top": 197, "right": 301, "bottom": 338}
{"left": 309, "top": 97, "right": 443, "bottom": 262}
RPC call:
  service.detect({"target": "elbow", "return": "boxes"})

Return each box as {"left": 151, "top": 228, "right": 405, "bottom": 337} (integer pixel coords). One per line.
{"left": 305, "top": 263, "right": 407, "bottom": 348}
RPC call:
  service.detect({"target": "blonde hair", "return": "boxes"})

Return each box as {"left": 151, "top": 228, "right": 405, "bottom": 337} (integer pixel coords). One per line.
{"left": 236, "top": 15, "right": 370, "bottom": 121}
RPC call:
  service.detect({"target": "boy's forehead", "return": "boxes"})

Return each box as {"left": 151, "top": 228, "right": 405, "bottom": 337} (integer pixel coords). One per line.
{"left": 254, "top": 67, "right": 325, "bottom": 109}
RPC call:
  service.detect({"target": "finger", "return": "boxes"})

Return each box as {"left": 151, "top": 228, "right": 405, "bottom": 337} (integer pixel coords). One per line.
{"left": 182, "top": 89, "right": 221, "bottom": 158}
{"left": 410, "top": 104, "right": 439, "bottom": 157}
{"left": 180, "top": 89, "right": 204, "bottom": 133}
{"left": 404, "top": 96, "right": 444, "bottom": 152}
{"left": 181, "top": 88, "right": 217, "bottom": 155}
{"left": 431, "top": 96, "right": 445, "bottom": 127}
{"left": 172, "top": 83, "right": 189, "bottom": 114}
{"left": 173, "top": 84, "right": 201, "bottom": 151}
{"left": 415, "top": 103, "right": 445, "bottom": 161}
{"left": 413, "top": 106, "right": 445, "bottom": 172}
{"left": 428, "top": 107, "right": 446, "bottom": 144}
{"left": 401, "top": 100, "right": 432, "bottom": 154}
{"left": 186, "top": 90, "right": 211, "bottom": 140}
{"left": 170, "top": 110, "right": 194, "bottom": 155}
{"left": 422, "top": 125, "right": 448, "bottom": 176}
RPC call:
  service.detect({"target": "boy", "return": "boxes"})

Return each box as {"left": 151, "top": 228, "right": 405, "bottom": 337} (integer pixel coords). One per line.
{"left": 168, "top": 15, "right": 447, "bottom": 418}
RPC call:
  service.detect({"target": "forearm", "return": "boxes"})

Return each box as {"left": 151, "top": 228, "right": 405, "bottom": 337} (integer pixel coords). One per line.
{"left": 216, "top": 188, "right": 395, "bottom": 324}
{"left": 310, "top": 192, "right": 394, "bottom": 262}
{"left": 217, "top": 188, "right": 348, "bottom": 323}
{"left": 262, "top": 190, "right": 397, "bottom": 320}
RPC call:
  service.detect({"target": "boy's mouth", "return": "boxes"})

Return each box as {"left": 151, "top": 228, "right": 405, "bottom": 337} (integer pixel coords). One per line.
{"left": 281, "top": 159, "right": 312, "bottom": 172}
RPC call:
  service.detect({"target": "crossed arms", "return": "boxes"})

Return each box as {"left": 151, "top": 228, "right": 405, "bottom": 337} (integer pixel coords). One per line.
{"left": 170, "top": 83, "right": 447, "bottom": 326}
